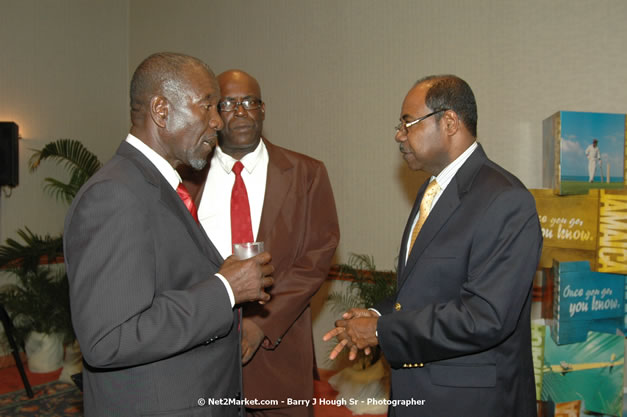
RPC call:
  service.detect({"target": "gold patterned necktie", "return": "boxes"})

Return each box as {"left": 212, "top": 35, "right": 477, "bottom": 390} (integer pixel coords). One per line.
{"left": 409, "top": 179, "right": 441, "bottom": 252}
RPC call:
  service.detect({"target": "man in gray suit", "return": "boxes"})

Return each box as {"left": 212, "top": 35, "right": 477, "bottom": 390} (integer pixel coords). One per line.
{"left": 64, "top": 52, "right": 274, "bottom": 417}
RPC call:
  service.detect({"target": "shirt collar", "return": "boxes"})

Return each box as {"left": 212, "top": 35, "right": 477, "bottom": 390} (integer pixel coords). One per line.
{"left": 432, "top": 141, "right": 478, "bottom": 189}
{"left": 125, "top": 133, "right": 182, "bottom": 190}
{"left": 214, "top": 139, "right": 266, "bottom": 174}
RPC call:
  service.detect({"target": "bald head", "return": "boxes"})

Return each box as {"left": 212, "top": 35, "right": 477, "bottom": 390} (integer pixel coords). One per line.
{"left": 217, "top": 70, "right": 262, "bottom": 99}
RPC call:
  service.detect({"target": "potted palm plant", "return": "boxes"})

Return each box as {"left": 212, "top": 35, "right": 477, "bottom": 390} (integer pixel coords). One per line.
{"left": 326, "top": 253, "right": 396, "bottom": 415}
{"left": 0, "top": 139, "right": 101, "bottom": 373}
{"left": 0, "top": 259, "right": 72, "bottom": 372}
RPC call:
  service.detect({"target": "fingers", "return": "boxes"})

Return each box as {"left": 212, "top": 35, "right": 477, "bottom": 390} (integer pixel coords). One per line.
{"left": 322, "top": 327, "right": 345, "bottom": 342}
{"left": 255, "top": 278, "right": 271, "bottom": 302}
{"left": 241, "top": 339, "right": 250, "bottom": 361}
{"left": 258, "top": 289, "right": 271, "bottom": 302}
{"left": 242, "top": 347, "right": 253, "bottom": 365}
{"left": 252, "top": 251, "right": 272, "bottom": 265}
{"left": 261, "top": 276, "right": 273, "bottom": 288}
{"left": 333, "top": 319, "right": 347, "bottom": 328}
{"left": 222, "top": 251, "right": 275, "bottom": 304}
{"left": 254, "top": 255, "right": 273, "bottom": 304}
{"left": 345, "top": 308, "right": 376, "bottom": 319}
{"left": 260, "top": 263, "right": 274, "bottom": 277}
{"left": 329, "top": 338, "right": 348, "bottom": 360}
{"left": 348, "top": 344, "right": 359, "bottom": 361}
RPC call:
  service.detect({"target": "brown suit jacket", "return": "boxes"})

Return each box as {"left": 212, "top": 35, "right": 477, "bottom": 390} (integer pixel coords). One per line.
{"left": 182, "top": 138, "right": 339, "bottom": 407}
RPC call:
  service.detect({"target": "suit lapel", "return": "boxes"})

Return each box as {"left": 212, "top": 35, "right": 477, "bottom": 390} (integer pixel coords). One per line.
{"left": 399, "top": 144, "right": 488, "bottom": 288}
{"left": 400, "top": 181, "right": 461, "bottom": 287}
{"left": 397, "top": 181, "right": 427, "bottom": 278}
{"left": 256, "top": 138, "right": 293, "bottom": 243}
{"left": 117, "top": 142, "right": 223, "bottom": 269}
{"left": 159, "top": 180, "right": 223, "bottom": 268}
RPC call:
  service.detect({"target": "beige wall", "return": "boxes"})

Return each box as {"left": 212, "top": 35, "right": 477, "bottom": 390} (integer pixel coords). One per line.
{"left": 1, "top": 0, "right": 626, "bottom": 269}
{"left": 128, "top": 0, "right": 627, "bottom": 269}
{"left": 1, "top": 0, "right": 626, "bottom": 377}
{"left": 0, "top": 0, "right": 129, "bottom": 244}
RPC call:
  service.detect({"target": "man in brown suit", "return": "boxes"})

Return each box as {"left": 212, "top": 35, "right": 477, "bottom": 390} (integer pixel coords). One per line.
{"left": 182, "top": 69, "right": 339, "bottom": 417}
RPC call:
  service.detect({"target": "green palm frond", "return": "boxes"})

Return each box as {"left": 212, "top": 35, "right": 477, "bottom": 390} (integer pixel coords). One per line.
{"left": 324, "top": 254, "right": 396, "bottom": 368}
{"left": 41, "top": 178, "right": 81, "bottom": 204}
{"left": 327, "top": 291, "right": 362, "bottom": 314}
{"left": 0, "top": 267, "right": 73, "bottom": 344}
{"left": 336, "top": 253, "right": 397, "bottom": 309}
{"left": 28, "top": 138, "right": 102, "bottom": 203}
{"left": 0, "top": 227, "right": 63, "bottom": 272}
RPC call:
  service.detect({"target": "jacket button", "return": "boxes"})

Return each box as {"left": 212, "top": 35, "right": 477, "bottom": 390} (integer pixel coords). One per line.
{"left": 418, "top": 363, "right": 424, "bottom": 368}
{"left": 394, "top": 302, "right": 402, "bottom": 311}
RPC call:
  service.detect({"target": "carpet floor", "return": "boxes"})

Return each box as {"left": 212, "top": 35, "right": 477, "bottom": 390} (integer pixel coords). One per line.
{"left": 0, "top": 381, "right": 82, "bottom": 416}
{"left": 0, "top": 366, "right": 384, "bottom": 417}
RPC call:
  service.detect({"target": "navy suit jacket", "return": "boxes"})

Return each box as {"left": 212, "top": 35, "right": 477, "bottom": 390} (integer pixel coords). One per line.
{"left": 65, "top": 142, "right": 241, "bottom": 417}
{"left": 377, "top": 144, "right": 542, "bottom": 417}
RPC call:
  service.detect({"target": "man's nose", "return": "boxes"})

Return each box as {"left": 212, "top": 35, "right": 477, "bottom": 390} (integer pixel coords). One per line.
{"left": 394, "top": 129, "right": 406, "bottom": 143}
{"left": 210, "top": 112, "right": 224, "bottom": 131}
{"left": 234, "top": 103, "right": 247, "bottom": 116}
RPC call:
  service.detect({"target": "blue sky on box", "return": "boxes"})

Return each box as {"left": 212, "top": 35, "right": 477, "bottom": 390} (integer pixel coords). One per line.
{"left": 560, "top": 111, "right": 625, "bottom": 179}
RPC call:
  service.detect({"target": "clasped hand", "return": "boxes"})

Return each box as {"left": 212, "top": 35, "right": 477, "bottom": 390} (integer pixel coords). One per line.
{"left": 322, "top": 308, "right": 379, "bottom": 361}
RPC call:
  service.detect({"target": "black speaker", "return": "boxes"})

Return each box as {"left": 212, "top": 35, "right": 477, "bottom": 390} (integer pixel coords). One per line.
{"left": 0, "top": 122, "right": 19, "bottom": 187}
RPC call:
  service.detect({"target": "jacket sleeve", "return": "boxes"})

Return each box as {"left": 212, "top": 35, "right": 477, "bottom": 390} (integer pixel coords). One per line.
{"left": 64, "top": 180, "right": 234, "bottom": 368}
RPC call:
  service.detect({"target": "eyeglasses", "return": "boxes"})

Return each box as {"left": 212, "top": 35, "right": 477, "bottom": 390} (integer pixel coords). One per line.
{"left": 218, "top": 97, "right": 263, "bottom": 112}
{"left": 394, "top": 109, "right": 448, "bottom": 134}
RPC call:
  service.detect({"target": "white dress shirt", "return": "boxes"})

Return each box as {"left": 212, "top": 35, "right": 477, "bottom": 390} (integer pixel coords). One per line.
{"left": 125, "top": 134, "right": 235, "bottom": 307}
{"left": 197, "top": 140, "right": 269, "bottom": 260}
{"left": 405, "top": 141, "right": 479, "bottom": 261}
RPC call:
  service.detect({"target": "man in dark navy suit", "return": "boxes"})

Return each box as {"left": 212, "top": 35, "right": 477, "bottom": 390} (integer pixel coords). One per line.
{"left": 325, "top": 75, "right": 542, "bottom": 417}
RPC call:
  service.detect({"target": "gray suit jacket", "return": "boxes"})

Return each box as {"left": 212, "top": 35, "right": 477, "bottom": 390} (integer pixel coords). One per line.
{"left": 64, "top": 142, "right": 242, "bottom": 417}
{"left": 377, "top": 144, "right": 542, "bottom": 417}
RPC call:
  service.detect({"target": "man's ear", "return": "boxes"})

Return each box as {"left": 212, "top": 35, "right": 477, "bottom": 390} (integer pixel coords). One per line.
{"left": 442, "top": 109, "right": 460, "bottom": 137}
{"left": 260, "top": 102, "right": 266, "bottom": 121}
{"left": 150, "top": 95, "right": 168, "bottom": 128}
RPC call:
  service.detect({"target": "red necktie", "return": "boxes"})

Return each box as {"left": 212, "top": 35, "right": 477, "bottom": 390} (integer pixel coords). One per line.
{"left": 230, "top": 161, "right": 254, "bottom": 245}
{"left": 176, "top": 182, "right": 199, "bottom": 223}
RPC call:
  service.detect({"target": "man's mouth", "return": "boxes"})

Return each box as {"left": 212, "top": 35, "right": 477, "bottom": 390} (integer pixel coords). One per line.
{"left": 231, "top": 123, "right": 253, "bottom": 131}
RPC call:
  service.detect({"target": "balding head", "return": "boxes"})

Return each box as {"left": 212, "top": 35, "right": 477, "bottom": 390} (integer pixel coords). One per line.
{"left": 217, "top": 70, "right": 262, "bottom": 100}
{"left": 128, "top": 52, "right": 223, "bottom": 170}
{"left": 130, "top": 52, "right": 215, "bottom": 121}
{"left": 415, "top": 75, "right": 477, "bottom": 138}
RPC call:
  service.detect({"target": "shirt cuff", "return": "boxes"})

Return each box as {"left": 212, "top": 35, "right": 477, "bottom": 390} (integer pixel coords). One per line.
{"left": 215, "top": 273, "right": 235, "bottom": 308}
{"left": 368, "top": 308, "right": 382, "bottom": 316}
{"left": 368, "top": 308, "right": 381, "bottom": 337}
